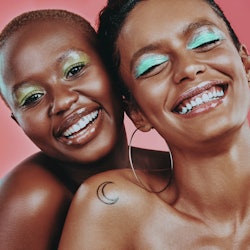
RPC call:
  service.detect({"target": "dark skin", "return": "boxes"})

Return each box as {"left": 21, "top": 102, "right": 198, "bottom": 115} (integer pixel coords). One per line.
{"left": 59, "top": 0, "right": 250, "bottom": 249}
{"left": 0, "top": 17, "right": 170, "bottom": 249}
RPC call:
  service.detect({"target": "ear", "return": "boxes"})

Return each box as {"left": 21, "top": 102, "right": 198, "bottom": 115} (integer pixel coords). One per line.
{"left": 123, "top": 98, "right": 153, "bottom": 132}
{"left": 240, "top": 44, "right": 250, "bottom": 83}
{"left": 11, "top": 113, "right": 20, "bottom": 126}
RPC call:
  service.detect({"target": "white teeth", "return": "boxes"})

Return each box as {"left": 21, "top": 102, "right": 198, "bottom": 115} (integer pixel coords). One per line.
{"left": 178, "top": 88, "right": 225, "bottom": 115}
{"left": 73, "top": 124, "right": 80, "bottom": 131}
{"left": 202, "top": 93, "right": 209, "bottom": 103}
{"left": 180, "top": 107, "right": 188, "bottom": 114}
{"left": 191, "top": 100, "right": 197, "bottom": 107}
{"left": 63, "top": 110, "right": 99, "bottom": 137}
{"left": 196, "top": 97, "right": 203, "bottom": 105}
{"left": 78, "top": 118, "right": 86, "bottom": 128}
{"left": 218, "top": 90, "right": 224, "bottom": 97}
{"left": 186, "top": 103, "right": 192, "bottom": 110}
{"left": 208, "top": 92, "right": 213, "bottom": 99}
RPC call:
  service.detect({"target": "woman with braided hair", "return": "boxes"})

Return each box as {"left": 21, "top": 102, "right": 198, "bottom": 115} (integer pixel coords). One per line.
{"left": 60, "top": 0, "right": 250, "bottom": 248}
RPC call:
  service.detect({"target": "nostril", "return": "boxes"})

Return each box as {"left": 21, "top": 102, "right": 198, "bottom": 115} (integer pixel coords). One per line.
{"left": 49, "top": 90, "right": 79, "bottom": 116}
{"left": 175, "top": 64, "right": 206, "bottom": 84}
{"left": 197, "top": 70, "right": 204, "bottom": 75}
{"left": 179, "top": 76, "right": 189, "bottom": 83}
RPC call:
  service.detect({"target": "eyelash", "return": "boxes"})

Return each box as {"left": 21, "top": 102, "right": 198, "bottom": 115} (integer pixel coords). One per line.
{"left": 134, "top": 29, "right": 223, "bottom": 79}
{"left": 64, "top": 62, "right": 86, "bottom": 79}
{"left": 197, "top": 39, "right": 220, "bottom": 48}
{"left": 21, "top": 91, "right": 44, "bottom": 107}
{"left": 187, "top": 32, "right": 223, "bottom": 50}
{"left": 135, "top": 55, "right": 169, "bottom": 79}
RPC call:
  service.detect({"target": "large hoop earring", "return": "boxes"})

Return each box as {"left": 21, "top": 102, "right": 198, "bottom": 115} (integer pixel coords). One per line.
{"left": 128, "top": 127, "right": 173, "bottom": 193}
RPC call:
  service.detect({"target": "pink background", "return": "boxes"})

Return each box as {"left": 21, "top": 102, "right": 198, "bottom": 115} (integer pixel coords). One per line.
{"left": 0, "top": 0, "right": 249, "bottom": 177}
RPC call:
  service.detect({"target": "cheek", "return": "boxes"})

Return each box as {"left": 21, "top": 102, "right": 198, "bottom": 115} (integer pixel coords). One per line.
{"left": 211, "top": 46, "right": 242, "bottom": 74}
{"left": 132, "top": 86, "right": 169, "bottom": 131}
{"left": 133, "top": 80, "right": 171, "bottom": 113}
{"left": 84, "top": 69, "right": 114, "bottom": 98}
{"left": 93, "top": 81, "right": 118, "bottom": 112}
{"left": 234, "top": 69, "right": 250, "bottom": 110}
{"left": 17, "top": 112, "right": 49, "bottom": 139}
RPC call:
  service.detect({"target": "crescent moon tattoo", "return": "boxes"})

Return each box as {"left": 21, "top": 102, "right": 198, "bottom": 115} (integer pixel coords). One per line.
{"left": 97, "top": 181, "right": 119, "bottom": 205}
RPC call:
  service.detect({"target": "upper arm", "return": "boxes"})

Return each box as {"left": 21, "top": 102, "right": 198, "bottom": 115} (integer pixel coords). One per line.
{"left": 0, "top": 163, "right": 72, "bottom": 250}
{"left": 59, "top": 173, "right": 136, "bottom": 250}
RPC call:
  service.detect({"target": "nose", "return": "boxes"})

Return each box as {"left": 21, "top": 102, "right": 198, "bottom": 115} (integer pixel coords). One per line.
{"left": 173, "top": 51, "right": 206, "bottom": 84}
{"left": 49, "top": 85, "right": 79, "bottom": 116}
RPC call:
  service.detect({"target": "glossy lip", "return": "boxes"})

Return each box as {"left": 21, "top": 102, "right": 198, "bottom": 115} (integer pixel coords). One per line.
{"left": 55, "top": 106, "right": 103, "bottom": 146}
{"left": 172, "top": 80, "right": 228, "bottom": 117}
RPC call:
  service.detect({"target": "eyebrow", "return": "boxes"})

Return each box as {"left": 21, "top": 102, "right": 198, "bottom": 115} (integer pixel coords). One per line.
{"left": 182, "top": 19, "right": 215, "bottom": 36}
{"left": 56, "top": 48, "right": 82, "bottom": 63}
{"left": 130, "top": 43, "right": 165, "bottom": 72}
{"left": 12, "top": 50, "right": 78, "bottom": 92}
{"left": 56, "top": 49, "right": 74, "bottom": 63}
{"left": 130, "top": 19, "right": 215, "bottom": 70}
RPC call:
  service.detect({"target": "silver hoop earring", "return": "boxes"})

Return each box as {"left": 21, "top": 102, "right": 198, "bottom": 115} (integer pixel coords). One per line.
{"left": 128, "top": 127, "right": 173, "bottom": 193}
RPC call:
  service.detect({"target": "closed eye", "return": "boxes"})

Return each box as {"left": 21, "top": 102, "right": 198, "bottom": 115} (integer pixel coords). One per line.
{"left": 191, "top": 37, "right": 220, "bottom": 49}
{"left": 134, "top": 54, "right": 169, "bottom": 79}
{"left": 187, "top": 28, "right": 224, "bottom": 51}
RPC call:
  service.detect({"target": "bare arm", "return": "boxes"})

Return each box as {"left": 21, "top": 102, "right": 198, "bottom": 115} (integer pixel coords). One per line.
{"left": 0, "top": 159, "right": 72, "bottom": 250}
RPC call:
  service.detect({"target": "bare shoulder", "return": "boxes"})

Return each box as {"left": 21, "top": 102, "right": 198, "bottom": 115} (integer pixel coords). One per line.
{"left": 60, "top": 169, "right": 150, "bottom": 249}
{"left": 71, "top": 169, "right": 147, "bottom": 214}
{"left": 0, "top": 152, "right": 72, "bottom": 249}
{"left": 70, "top": 167, "right": 172, "bottom": 213}
{"left": 0, "top": 152, "right": 72, "bottom": 199}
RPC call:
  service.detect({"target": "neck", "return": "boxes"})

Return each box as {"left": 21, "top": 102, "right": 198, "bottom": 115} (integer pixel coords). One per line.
{"left": 55, "top": 126, "right": 130, "bottom": 191}
{"left": 172, "top": 121, "right": 250, "bottom": 222}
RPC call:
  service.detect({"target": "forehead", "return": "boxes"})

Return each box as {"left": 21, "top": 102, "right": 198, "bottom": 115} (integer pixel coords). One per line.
{"left": 124, "top": 0, "right": 218, "bottom": 26}
{"left": 118, "top": 0, "right": 226, "bottom": 45}
{"left": 116, "top": 0, "right": 230, "bottom": 65}
{"left": 5, "top": 19, "right": 93, "bottom": 56}
{"left": 1, "top": 20, "right": 96, "bottom": 77}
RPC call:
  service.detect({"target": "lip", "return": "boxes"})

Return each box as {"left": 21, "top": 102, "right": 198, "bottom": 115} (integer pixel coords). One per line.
{"left": 172, "top": 80, "right": 228, "bottom": 116}
{"left": 55, "top": 106, "right": 103, "bottom": 146}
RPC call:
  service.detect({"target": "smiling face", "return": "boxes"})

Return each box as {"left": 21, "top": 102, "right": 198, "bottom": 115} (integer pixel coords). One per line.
{"left": 0, "top": 19, "right": 124, "bottom": 163}
{"left": 117, "top": 0, "right": 250, "bottom": 149}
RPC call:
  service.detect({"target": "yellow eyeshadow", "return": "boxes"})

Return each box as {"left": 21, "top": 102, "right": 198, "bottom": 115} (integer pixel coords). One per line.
{"left": 15, "top": 85, "right": 44, "bottom": 106}
{"left": 62, "top": 51, "right": 90, "bottom": 75}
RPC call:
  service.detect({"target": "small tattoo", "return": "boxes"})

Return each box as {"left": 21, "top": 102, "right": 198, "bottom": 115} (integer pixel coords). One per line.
{"left": 96, "top": 181, "right": 119, "bottom": 205}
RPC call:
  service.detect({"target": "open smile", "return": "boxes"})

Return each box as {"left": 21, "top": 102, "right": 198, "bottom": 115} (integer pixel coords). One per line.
{"left": 63, "top": 110, "right": 99, "bottom": 138}
{"left": 56, "top": 107, "right": 102, "bottom": 145}
{"left": 173, "top": 81, "right": 228, "bottom": 115}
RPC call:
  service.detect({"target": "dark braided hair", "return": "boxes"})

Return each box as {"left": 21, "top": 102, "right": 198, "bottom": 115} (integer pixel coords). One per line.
{"left": 98, "top": 0, "right": 241, "bottom": 98}
{"left": 98, "top": 0, "right": 144, "bottom": 98}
